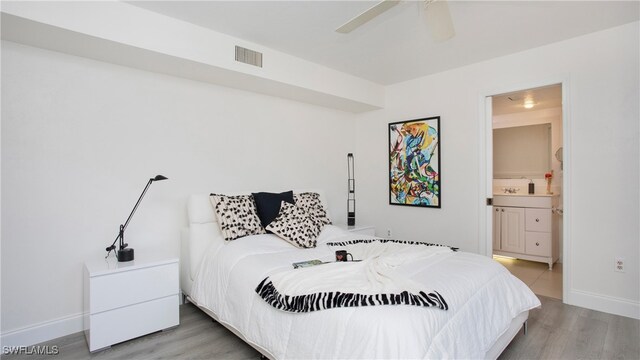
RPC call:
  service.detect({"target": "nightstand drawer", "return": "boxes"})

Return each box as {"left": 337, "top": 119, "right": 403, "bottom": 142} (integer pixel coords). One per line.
{"left": 90, "top": 262, "right": 178, "bottom": 314}
{"left": 88, "top": 295, "right": 179, "bottom": 351}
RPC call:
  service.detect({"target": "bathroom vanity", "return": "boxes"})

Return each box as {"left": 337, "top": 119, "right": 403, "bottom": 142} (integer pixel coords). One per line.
{"left": 493, "top": 194, "right": 559, "bottom": 270}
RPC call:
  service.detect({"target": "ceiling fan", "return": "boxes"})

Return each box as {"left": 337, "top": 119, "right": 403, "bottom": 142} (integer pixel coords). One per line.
{"left": 335, "top": 0, "right": 455, "bottom": 42}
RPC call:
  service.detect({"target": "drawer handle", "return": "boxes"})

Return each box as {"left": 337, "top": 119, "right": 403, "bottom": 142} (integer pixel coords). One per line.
{"left": 536, "top": 242, "right": 540, "bottom": 246}
{"left": 496, "top": 209, "right": 499, "bottom": 212}
{"left": 501, "top": 209, "right": 505, "bottom": 212}
{"left": 535, "top": 218, "right": 540, "bottom": 222}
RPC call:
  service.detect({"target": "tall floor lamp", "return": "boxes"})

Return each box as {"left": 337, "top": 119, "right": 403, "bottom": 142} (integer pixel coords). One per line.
{"left": 347, "top": 153, "right": 355, "bottom": 226}
{"left": 105, "top": 175, "right": 168, "bottom": 262}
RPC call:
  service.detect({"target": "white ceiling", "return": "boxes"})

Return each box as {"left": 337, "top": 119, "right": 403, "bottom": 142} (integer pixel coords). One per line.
{"left": 128, "top": 1, "right": 640, "bottom": 85}
{"left": 493, "top": 84, "right": 562, "bottom": 115}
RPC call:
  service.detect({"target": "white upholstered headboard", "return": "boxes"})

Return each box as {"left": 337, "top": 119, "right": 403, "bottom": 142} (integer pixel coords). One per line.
{"left": 180, "top": 191, "right": 330, "bottom": 297}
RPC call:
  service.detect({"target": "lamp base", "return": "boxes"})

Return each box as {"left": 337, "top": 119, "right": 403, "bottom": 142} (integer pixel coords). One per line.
{"left": 347, "top": 216, "right": 355, "bottom": 226}
{"left": 117, "top": 248, "right": 134, "bottom": 262}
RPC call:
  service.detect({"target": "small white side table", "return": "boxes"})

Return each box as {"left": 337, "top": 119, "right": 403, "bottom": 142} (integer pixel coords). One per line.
{"left": 335, "top": 224, "right": 376, "bottom": 236}
{"left": 83, "top": 254, "right": 179, "bottom": 352}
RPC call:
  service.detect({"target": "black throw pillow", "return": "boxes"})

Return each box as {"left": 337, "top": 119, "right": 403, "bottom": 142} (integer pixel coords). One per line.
{"left": 252, "top": 191, "right": 295, "bottom": 228}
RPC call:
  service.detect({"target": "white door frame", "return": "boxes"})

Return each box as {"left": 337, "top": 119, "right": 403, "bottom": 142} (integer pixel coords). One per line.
{"left": 478, "top": 78, "right": 571, "bottom": 303}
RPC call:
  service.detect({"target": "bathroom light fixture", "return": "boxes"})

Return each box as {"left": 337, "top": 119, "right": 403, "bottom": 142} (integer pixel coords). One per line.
{"left": 523, "top": 98, "right": 535, "bottom": 109}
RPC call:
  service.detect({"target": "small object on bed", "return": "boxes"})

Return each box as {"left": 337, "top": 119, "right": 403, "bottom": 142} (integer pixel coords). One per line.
{"left": 335, "top": 250, "right": 353, "bottom": 262}
{"left": 292, "top": 259, "right": 326, "bottom": 268}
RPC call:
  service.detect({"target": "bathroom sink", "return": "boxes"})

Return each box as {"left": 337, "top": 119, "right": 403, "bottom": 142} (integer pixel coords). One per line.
{"left": 493, "top": 193, "right": 558, "bottom": 208}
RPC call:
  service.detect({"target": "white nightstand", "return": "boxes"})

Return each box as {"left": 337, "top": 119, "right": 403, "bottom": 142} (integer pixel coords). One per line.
{"left": 335, "top": 224, "right": 376, "bottom": 236}
{"left": 83, "top": 254, "right": 180, "bottom": 352}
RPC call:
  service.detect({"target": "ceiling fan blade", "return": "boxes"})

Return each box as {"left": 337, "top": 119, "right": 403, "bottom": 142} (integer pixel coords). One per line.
{"left": 336, "top": 0, "right": 400, "bottom": 34}
{"left": 424, "top": 0, "right": 455, "bottom": 42}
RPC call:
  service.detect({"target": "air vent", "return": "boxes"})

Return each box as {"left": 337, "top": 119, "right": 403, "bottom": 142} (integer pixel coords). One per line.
{"left": 235, "top": 46, "right": 262, "bottom": 68}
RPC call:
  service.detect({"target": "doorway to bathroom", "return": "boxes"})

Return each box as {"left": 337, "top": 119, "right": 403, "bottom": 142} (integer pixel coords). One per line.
{"left": 487, "top": 84, "right": 564, "bottom": 300}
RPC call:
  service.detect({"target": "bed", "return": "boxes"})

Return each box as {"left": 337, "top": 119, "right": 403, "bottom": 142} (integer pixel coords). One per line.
{"left": 180, "top": 192, "right": 540, "bottom": 359}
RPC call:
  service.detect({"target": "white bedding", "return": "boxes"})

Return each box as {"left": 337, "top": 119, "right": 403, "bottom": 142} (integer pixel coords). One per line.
{"left": 190, "top": 225, "right": 540, "bottom": 359}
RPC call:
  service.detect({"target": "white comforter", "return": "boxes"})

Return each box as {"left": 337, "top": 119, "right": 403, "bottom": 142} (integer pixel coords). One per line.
{"left": 191, "top": 225, "right": 540, "bottom": 359}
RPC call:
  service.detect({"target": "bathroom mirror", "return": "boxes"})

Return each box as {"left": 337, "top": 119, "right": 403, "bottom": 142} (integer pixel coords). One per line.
{"left": 493, "top": 123, "right": 551, "bottom": 179}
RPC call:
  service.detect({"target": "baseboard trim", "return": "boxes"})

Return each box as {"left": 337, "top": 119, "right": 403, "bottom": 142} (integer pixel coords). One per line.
{"left": 1, "top": 312, "right": 84, "bottom": 347}
{"left": 568, "top": 289, "right": 640, "bottom": 319}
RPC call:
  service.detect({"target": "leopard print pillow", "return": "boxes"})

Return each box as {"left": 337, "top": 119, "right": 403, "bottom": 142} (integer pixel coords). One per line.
{"left": 293, "top": 192, "right": 332, "bottom": 225}
{"left": 266, "top": 201, "right": 324, "bottom": 248}
{"left": 210, "top": 194, "right": 266, "bottom": 241}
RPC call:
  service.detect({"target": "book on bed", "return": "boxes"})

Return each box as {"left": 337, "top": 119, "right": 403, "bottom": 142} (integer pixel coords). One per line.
{"left": 292, "top": 259, "right": 325, "bottom": 268}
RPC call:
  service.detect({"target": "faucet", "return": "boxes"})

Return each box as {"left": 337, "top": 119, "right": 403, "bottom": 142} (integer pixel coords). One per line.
{"left": 502, "top": 187, "right": 519, "bottom": 194}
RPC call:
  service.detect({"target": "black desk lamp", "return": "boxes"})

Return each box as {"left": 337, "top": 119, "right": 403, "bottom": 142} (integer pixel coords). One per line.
{"left": 105, "top": 175, "right": 168, "bottom": 262}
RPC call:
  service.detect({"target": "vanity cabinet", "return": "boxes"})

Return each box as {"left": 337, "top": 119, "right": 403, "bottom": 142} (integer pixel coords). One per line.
{"left": 493, "top": 207, "right": 525, "bottom": 253}
{"left": 493, "top": 195, "right": 559, "bottom": 270}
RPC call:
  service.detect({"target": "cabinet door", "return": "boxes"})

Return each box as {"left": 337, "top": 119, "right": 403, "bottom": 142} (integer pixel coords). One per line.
{"left": 493, "top": 207, "right": 502, "bottom": 250}
{"left": 500, "top": 207, "right": 525, "bottom": 253}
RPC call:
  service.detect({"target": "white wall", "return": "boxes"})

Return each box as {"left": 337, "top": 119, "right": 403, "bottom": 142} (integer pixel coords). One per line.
{"left": 1, "top": 40, "right": 354, "bottom": 344}
{"left": 355, "top": 22, "right": 639, "bottom": 318}
{"left": 1, "top": 1, "right": 384, "bottom": 112}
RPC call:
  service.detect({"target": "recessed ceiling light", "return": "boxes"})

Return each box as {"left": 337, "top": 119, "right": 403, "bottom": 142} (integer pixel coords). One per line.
{"left": 523, "top": 99, "right": 535, "bottom": 109}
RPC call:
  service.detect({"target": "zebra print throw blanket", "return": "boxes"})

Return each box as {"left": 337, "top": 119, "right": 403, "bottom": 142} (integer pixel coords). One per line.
{"left": 255, "top": 239, "right": 454, "bottom": 313}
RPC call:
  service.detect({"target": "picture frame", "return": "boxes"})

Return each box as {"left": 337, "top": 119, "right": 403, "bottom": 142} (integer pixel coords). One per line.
{"left": 388, "top": 116, "right": 441, "bottom": 208}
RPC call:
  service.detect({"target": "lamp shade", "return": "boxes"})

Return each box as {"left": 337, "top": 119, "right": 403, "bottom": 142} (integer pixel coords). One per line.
{"left": 152, "top": 175, "right": 168, "bottom": 181}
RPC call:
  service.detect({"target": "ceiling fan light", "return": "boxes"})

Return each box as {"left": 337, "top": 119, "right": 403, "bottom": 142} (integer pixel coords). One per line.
{"left": 424, "top": 0, "right": 455, "bottom": 42}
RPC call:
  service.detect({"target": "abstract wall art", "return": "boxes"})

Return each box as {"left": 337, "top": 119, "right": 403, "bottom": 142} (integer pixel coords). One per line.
{"left": 389, "top": 116, "right": 441, "bottom": 208}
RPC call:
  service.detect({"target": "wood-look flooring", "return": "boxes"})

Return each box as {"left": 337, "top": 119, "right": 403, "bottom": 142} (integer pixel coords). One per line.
{"left": 4, "top": 296, "right": 638, "bottom": 360}
{"left": 499, "top": 296, "right": 639, "bottom": 359}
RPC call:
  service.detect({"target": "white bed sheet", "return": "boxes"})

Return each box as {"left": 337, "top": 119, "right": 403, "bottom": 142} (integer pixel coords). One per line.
{"left": 190, "top": 225, "right": 540, "bottom": 359}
